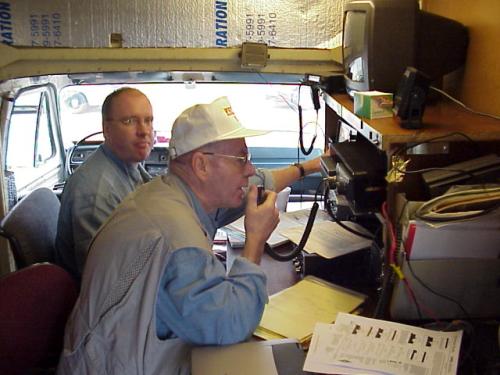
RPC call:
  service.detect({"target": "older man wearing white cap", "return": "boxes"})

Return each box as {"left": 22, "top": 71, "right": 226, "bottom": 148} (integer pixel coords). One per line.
{"left": 57, "top": 96, "right": 322, "bottom": 375}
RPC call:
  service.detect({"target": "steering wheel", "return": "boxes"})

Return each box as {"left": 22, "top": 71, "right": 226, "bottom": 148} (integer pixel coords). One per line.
{"left": 65, "top": 131, "right": 104, "bottom": 176}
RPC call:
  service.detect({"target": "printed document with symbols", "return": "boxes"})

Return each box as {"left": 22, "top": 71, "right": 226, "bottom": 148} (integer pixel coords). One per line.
{"left": 304, "top": 313, "right": 463, "bottom": 375}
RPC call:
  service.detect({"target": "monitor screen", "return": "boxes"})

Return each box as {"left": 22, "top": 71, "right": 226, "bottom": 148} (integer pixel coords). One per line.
{"left": 342, "top": 0, "right": 468, "bottom": 97}
{"left": 342, "top": 0, "right": 418, "bottom": 96}
{"left": 343, "top": 10, "right": 366, "bottom": 88}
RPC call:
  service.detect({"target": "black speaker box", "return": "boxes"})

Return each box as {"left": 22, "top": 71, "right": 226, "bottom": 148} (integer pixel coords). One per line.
{"left": 393, "top": 67, "right": 431, "bottom": 129}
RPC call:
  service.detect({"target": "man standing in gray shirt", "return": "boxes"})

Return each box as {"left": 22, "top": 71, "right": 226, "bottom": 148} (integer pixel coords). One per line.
{"left": 55, "top": 87, "right": 154, "bottom": 282}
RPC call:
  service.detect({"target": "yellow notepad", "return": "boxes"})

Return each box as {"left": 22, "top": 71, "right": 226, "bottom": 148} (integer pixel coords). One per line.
{"left": 254, "top": 276, "right": 366, "bottom": 346}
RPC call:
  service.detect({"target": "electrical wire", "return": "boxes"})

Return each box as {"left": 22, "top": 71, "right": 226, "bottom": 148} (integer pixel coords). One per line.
{"left": 405, "top": 257, "right": 472, "bottom": 320}
{"left": 371, "top": 257, "right": 394, "bottom": 319}
{"left": 414, "top": 186, "right": 500, "bottom": 223}
{"left": 381, "top": 201, "right": 441, "bottom": 320}
{"left": 392, "top": 131, "right": 478, "bottom": 157}
{"left": 263, "top": 177, "right": 326, "bottom": 262}
{"left": 381, "top": 202, "right": 397, "bottom": 265}
{"left": 393, "top": 203, "right": 424, "bottom": 320}
{"left": 372, "top": 201, "right": 400, "bottom": 319}
{"left": 430, "top": 86, "right": 500, "bottom": 121}
{"left": 392, "top": 200, "right": 426, "bottom": 320}
{"left": 389, "top": 131, "right": 481, "bottom": 176}
{"left": 393, "top": 185, "right": 493, "bottom": 324}
{"left": 323, "top": 186, "right": 376, "bottom": 240}
{"left": 394, "top": 197, "right": 474, "bottom": 321}
{"left": 295, "top": 146, "right": 304, "bottom": 203}
{"left": 297, "top": 84, "right": 318, "bottom": 155}
{"left": 401, "top": 276, "right": 424, "bottom": 320}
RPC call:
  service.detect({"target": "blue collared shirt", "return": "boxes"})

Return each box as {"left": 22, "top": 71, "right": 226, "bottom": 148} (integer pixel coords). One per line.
{"left": 155, "top": 170, "right": 274, "bottom": 343}
{"left": 55, "top": 144, "right": 151, "bottom": 281}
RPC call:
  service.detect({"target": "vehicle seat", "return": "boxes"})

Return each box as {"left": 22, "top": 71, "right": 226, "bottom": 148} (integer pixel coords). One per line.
{"left": 0, "top": 187, "right": 60, "bottom": 269}
{"left": 0, "top": 263, "right": 78, "bottom": 375}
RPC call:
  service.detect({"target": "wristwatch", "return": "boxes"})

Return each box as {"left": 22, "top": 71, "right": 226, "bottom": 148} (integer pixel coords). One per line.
{"left": 293, "top": 162, "right": 305, "bottom": 179}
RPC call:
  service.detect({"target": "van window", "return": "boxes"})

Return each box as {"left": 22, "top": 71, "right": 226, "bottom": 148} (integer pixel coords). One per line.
{"left": 59, "top": 83, "right": 324, "bottom": 152}
{"left": 6, "top": 93, "right": 39, "bottom": 169}
{"left": 5, "top": 87, "right": 59, "bottom": 197}
{"left": 35, "top": 93, "right": 56, "bottom": 165}
{"left": 59, "top": 82, "right": 325, "bottom": 195}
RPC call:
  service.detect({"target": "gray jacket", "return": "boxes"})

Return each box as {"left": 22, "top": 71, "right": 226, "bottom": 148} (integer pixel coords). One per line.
{"left": 57, "top": 172, "right": 273, "bottom": 374}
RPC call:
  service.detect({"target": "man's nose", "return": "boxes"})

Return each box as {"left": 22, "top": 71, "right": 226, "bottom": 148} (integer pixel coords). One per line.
{"left": 136, "top": 120, "right": 153, "bottom": 134}
{"left": 245, "top": 161, "right": 256, "bottom": 176}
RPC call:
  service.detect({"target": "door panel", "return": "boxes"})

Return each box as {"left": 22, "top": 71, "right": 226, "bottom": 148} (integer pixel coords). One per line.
{"left": 4, "top": 87, "right": 63, "bottom": 204}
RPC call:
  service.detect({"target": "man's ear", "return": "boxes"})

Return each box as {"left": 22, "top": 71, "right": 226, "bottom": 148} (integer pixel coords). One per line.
{"left": 191, "top": 152, "right": 211, "bottom": 181}
{"left": 102, "top": 121, "right": 110, "bottom": 140}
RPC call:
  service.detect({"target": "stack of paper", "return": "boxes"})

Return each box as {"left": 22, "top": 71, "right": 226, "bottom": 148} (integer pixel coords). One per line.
{"left": 280, "top": 220, "right": 373, "bottom": 259}
{"left": 254, "top": 276, "right": 366, "bottom": 347}
{"left": 304, "top": 313, "right": 463, "bottom": 375}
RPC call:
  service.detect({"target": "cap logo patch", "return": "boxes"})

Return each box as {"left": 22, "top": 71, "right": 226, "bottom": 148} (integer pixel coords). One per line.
{"left": 223, "top": 106, "right": 235, "bottom": 116}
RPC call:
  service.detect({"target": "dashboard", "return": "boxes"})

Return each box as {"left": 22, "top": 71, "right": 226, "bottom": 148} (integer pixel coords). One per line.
{"left": 67, "top": 143, "right": 322, "bottom": 196}
{"left": 68, "top": 143, "right": 169, "bottom": 177}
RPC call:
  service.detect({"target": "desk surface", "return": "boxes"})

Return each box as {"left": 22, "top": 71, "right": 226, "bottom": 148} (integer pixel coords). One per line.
{"left": 227, "top": 242, "right": 499, "bottom": 375}
{"left": 325, "top": 93, "right": 500, "bottom": 151}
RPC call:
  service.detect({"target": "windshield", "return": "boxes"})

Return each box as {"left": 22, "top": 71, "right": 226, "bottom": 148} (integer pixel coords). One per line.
{"left": 59, "top": 83, "right": 325, "bottom": 152}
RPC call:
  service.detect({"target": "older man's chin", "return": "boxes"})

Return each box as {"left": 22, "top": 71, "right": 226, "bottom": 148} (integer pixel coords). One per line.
{"left": 223, "top": 194, "right": 246, "bottom": 209}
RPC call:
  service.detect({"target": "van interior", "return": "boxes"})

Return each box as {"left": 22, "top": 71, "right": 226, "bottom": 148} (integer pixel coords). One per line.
{"left": 0, "top": 0, "right": 499, "bottom": 374}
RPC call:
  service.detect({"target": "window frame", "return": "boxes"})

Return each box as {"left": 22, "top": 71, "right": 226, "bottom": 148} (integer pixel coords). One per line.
{"left": 34, "top": 91, "right": 57, "bottom": 167}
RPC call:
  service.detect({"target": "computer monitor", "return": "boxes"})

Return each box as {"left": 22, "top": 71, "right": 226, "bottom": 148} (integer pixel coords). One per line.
{"left": 342, "top": 0, "right": 468, "bottom": 96}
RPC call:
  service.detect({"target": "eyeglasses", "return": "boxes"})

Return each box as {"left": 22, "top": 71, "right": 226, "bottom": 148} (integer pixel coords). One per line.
{"left": 107, "top": 116, "right": 154, "bottom": 127}
{"left": 202, "top": 152, "right": 252, "bottom": 166}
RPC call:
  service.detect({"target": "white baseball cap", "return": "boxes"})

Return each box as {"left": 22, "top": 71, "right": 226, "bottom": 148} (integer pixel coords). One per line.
{"left": 169, "top": 96, "right": 269, "bottom": 159}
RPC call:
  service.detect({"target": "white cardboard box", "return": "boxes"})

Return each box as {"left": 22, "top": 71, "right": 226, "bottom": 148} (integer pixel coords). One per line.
{"left": 390, "top": 258, "right": 500, "bottom": 320}
{"left": 353, "top": 91, "right": 393, "bottom": 119}
{"left": 396, "top": 193, "right": 500, "bottom": 260}
{"left": 391, "top": 193, "right": 500, "bottom": 320}
{"left": 405, "top": 209, "right": 500, "bottom": 260}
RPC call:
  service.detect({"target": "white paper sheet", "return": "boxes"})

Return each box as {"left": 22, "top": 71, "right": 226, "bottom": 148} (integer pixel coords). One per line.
{"left": 280, "top": 220, "right": 373, "bottom": 259}
{"left": 304, "top": 313, "right": 463, "bottom": 375}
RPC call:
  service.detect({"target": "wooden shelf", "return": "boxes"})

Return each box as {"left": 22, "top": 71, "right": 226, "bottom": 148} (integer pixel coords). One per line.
{"left": 324, "top": 93, "right": 500, "bottom": 151}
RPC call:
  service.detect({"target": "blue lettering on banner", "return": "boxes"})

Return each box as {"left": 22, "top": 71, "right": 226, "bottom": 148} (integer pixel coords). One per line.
{"left": 214, "top": 1, "right": 227, "bottom": 47}
{"left": 0, "top": 2, "right": 13, "bottom": 45}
